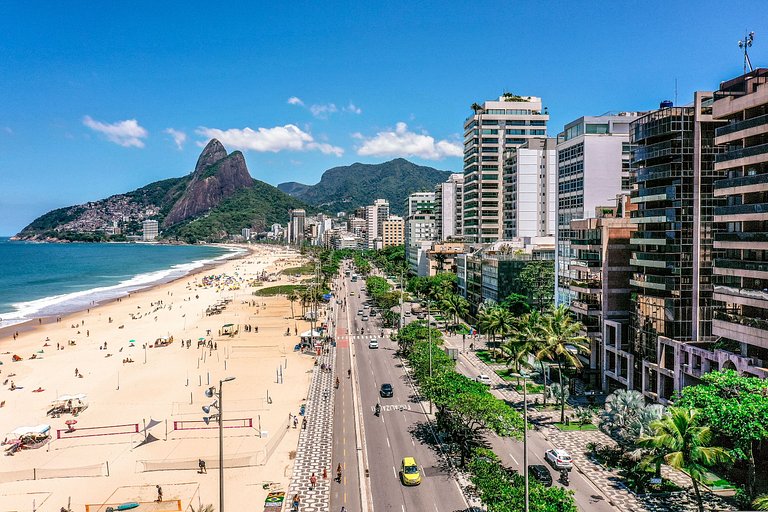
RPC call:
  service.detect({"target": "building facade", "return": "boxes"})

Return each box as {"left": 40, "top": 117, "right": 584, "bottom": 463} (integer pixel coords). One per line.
{"left": 502, "top": 137, "right": 557, "bottom": 239}
{"left": 381, "top": 215, "right": 405, "bottom": 248}
{"left": 463, "top": 95, "right": 549, "bottom": 244}
{"left": 142, "top": 220, "right": 159, "bottom": 241}
{"left": 708, "top": 68, "right": 768, "bottom": 380}
{"left": 288, "top": 209, "right": 306, "bottom": 245}
{"left": 365, "top": 199, "right": 390, "bottom": 249}
{"left": 629, "top": 93, "right": 723, "bottom": 403}
{"left": 435, "top": 174, "right": 464, "bottom": 241}
{"left": 556, "top": 113, "right": 640, "bottom": 307}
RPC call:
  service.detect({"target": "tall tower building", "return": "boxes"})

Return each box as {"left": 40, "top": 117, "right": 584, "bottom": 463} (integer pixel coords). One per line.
{"left": 463, "top": 95, "right": 549, "bottom": 243}
{"left": 405, "top": 192, "right": 437, "bottom": 275}
{"left": 142, "top": 220, "right": 159, "bottom": 241}
{"left": 435, "top": 174, "right": 464, "bottom": 240}
{"left": 288, "top": 209, "right": 306, "bottom": 245}
{"left": 709, "top": 69, "right": 768, "bottom": 380}
{"left": 629, "top": 93, "right": 723, "bottom": 403}
{"left": 555, "top": 113, "right": 640, "bottom": 306}
{"left": 365, "top": 199, "right": 389, "bottom": 249}
{"left": 502, "top": 137, "right": 557, "bottom": 239}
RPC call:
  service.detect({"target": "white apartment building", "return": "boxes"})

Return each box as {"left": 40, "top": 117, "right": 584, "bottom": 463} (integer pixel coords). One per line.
{"left": 502, "top": 137, "right": 557, "bottom": 239}
{"left": 463, "top": 94, "right": 549, "bottom": 243}
{"left": 405, "top": 192, "right": 437, "bottom": 275}
{"left": 142, "top": 220, "right": 159, "bottom": 241}
{"left": 288, "top": 209, "right": 306, "bottom": 245}
{"left": 365, "top": 199, "right": 390, "bottom": 249}
{"left": 435, "top": 173, "right": 464, "bottom": 240}
{"left": 555, "top": 113, "right": 640, "bottom": 306}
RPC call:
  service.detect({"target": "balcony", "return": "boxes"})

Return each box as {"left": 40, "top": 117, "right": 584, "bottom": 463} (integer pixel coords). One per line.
{"left": 715, "top": 258, "right": 768, "bottom": 277}
{"left": 570, "top": 300, "right": 600, "bottom": 316}
{"left": 713, "top": 311, "right": 768, "bottom": 350}
{"left": 714, "top": 202, "right": 768, "bottom": 221}
{"left": 630, "top": 274, "right": 677, "bottom": 291}
{"left": 571, "top": 238, "right": 601, "bottom": 246}
{"left": 716, "top": 142, "right": 768, "bottom": 163}
{"left": 714, "top": 231, "right": 768, "bottom": 249}
{"left": 713, "top": 285, "right": 768, "bottom": 308}
{"left": 716, "top": 113, "right": 768, "bottom": 138}
{"left": 713, "top": 173, "right": 768, "bottom": 194}
{"left": 570, "top": 278, "right": 601, "bottom": 293}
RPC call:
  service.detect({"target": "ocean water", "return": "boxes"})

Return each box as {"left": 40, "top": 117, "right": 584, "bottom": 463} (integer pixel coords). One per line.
{"left": 0, "top": 239, "right": 239, "bottom": 327}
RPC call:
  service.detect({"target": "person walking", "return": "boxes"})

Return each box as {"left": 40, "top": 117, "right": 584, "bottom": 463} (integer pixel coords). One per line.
{"left": 198, "top": 459, "right": 207, "bottom": 474}
{"left": 309, "top": 472, "right": 317, "bottom": 490}
{"left": 293, "top": 416, "right": 299, "bottom": 429}
{"left": 322, "top": 467, "right": 327, "bottom": 480}
{"left": 155, "top": 484, "right": 163, "bottom": 502}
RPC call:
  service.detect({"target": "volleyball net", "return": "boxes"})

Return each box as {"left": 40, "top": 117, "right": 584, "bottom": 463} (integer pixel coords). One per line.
{"left": 172, "top": 417, "right": 253, "bottom": 431}
{"left": 56, "top": 423, "right": 140, "bottom": 439}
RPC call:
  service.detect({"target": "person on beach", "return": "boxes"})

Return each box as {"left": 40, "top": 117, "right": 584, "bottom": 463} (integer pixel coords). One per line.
{"left": 302, "top": 417, "right": 307, "bottom": 430}
{"left": 155, "top": 485, "right": 162, "bottom": 502}
{"left": 293, "top": 416, "right": 298, "bottom": 429}
{"left": 198, "top": 459, "right": 207, "bottom": 473}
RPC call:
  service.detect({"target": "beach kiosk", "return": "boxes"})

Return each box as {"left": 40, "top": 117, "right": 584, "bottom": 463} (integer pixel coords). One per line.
{"left": 4, "top": 424, "right": 51, "bottom": 454}
{"left": 221, "top": 323, "right": 239, "bottom": 337}
{"left": 48, "top": 394, "right": 88, "bottom": 417}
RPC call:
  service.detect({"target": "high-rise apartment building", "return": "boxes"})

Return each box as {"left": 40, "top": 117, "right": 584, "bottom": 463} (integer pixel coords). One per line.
{"left": 406, "top": 192, "right": 435, "bottom": 218}
{"left": 288, "top": 209, "right": 306, "bottom": 245}
{"left": 555, "top": 114, "right": 640, "bottom": 306}
{"left": 708, "top": 68, "right": 768, "bottom": 379}
{"left": 405, "top": 192, "right": 437, "bottom": 275}
{"left": 629, "top": 93, "right": 723, "bottom": 403}
{"left": 463, "top": 95, "right": 549, "bottom": 243}
{"left": 435, "top": 174, "right": 464, "bottom": 240}
{"left": 142, "top": 220, "right": 159, "bottom": 241}
{"left": 381, "top": 215, "right": 405, "bottom": 248}
{"left": 502, "top": 137, "right": 557, "bottom": 239}
{"left": 365, "top": 199, "right": 390, "bottom": 249}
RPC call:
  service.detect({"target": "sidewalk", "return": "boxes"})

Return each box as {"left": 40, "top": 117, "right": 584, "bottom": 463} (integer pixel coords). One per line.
{"left": 284, "top": 347, "right": 336, "bottom": 511}
{"left": 442, "top": 333, "right": 735, "bottom": 512}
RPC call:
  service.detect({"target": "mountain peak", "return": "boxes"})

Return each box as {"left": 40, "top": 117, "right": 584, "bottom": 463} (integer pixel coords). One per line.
{"left": 194, "top": 139, "right": 228, "bottom": 174}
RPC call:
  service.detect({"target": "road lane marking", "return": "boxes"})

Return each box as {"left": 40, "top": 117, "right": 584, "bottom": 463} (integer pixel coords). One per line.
{"left": 386, "top": 437, "right": 390, "bottom": 448}
{"left": 392, "top": 466, "right": 397, "bottom": 478}
{"left": 509, "top": 454, "right": 519, "bottom": 466}
{"left": 401, "top": 505, "right": 405, "bottom": 512}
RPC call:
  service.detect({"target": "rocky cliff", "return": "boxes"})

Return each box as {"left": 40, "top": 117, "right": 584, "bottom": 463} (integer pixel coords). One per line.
{"left": 162, "top": 139, "right": 253, "bottom": 227}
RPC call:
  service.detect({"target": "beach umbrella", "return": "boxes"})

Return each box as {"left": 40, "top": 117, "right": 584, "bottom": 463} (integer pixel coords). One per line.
{"left": 198, "top": 337, "right": 206, "bottom": 341}
{"left": 65, "top": 419, "right": 77, "bottom": 432}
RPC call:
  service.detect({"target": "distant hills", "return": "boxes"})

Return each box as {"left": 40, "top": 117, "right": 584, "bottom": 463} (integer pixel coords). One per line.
{"left": 15, "top": 140, "right": 311, "bottom": 243}
{"left": 278, "top": 158, "right": 453, "bottom": 216}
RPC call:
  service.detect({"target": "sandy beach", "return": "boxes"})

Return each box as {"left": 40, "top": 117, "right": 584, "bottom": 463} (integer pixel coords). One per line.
{"left": 0, "top": 244, "right": 319, "bottom": 512}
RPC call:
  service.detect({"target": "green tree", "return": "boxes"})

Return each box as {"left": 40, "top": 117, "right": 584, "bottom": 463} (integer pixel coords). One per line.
{"left": 676, "top": 370, "right": 768, "bottom": 497}
{"left": 637, "top": 408, "right": 732, "bottom": 512}
{"left": 500, "top": 292, "right": 530, "bottom": 316}
{"left": 514, "top": 260, "right": 555, "bottom": 311}
{"left": 441, "top": 293, "right": 469, "bottom": 332}
{"left": 753, "top": 495, "right": 768, "bottom": 510}
{"left": 535, "top": 305, "right": 590, "bottom": 423}
{"left": 287, "top": 292, "right": 299, "bottom": 319}
{"left": 512, "top": 310, "right": 549, "bottom": 406}
{"left": 501, "top": 335, "right": 532, "bottom": 387}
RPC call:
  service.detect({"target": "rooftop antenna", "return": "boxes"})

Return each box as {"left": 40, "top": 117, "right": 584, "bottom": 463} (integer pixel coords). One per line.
{"left": 674, "top": 78, "right": 678, "bottom": 106}
{"left": 738, "top": 30, "right": 755, "bottom": 75}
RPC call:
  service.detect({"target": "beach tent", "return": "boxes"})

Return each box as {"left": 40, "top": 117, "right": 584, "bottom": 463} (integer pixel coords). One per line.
{"left": 10, "top": 424, "right": 51, "bottom": 438}
{"left": 221, "top": 324, "right": 238, "bottom": 336}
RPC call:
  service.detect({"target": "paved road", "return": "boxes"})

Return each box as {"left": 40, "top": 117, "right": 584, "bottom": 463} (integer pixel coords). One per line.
{"left": 333, "top": 270, "right": 469, "bottom": 512}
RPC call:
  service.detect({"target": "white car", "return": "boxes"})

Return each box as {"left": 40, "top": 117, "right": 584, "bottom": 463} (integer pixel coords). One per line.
{"left": 368, "top": 339, "right": 379, "bottom": 349}
{"left": 545, "top": 449, "right": 573, "bottom": 469}
{"left": 357, "top": 310, "right": 363, "bottom": 315}
{"left": 475, "top": 374, "right": 492, "bottom": 385}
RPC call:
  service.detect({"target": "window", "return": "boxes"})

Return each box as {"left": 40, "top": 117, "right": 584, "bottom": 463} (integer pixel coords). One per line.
{"left": 481, "top": 129, "right": 498, "bottom": 135}
{"left": 507, "top": 129, "right": 525, "bottom": 135}
{"left": 529, "top": 129, "right": 546, "bottom": 135}
{"left": 586, "top": 123, "right": 609, "bottom": 135}
{"left": 487, "top": 109, "right": 505, "bottom": 114}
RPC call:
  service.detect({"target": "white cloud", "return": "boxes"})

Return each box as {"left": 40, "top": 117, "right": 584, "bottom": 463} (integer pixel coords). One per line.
{"left": 344, "top": 102, "right": 362, "bottom": 115}
{"left": 196, "top": 124, "right": 344, "bottom": 157}
{"left": 82, "top": 115, "right": 148, "bottom": 148}
{"left": 309, "top": 103, "right": 338, "bottom": 119}
{"left": 287, "top": 96, "right": 304, "bottom": 106}
{"left": 164, "top": 128, "right": 187, "bottom": 150}
{"left": 356, "top": 122, "right": 462, "bottom": 160}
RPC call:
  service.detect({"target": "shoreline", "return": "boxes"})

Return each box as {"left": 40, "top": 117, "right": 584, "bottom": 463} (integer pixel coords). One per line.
{"left": 0, "top": 243, "right": 251, "bottom": 341}
{"left": 0, "top": 243, "right": 315, "bottom": 510}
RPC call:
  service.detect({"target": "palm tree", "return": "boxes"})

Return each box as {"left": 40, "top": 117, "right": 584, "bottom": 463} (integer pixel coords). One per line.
{"left": 477, "top": 305, "right": 514, "bottom": 359}
{"left": 500, "top": 336, "right": 532, "bottom": 387}
{"left": 753, "top": 495, "right": 768, "bottom": 510}
{"left": 441, "top": 293, "right": 469, "bottom": 333}
{"left": 470, "top": 102, "right": 484, "bottom": 114}
{"left": 637, "top": 408, "right": 732, "bottom": 512}
{"left": 194, "top": 505, "right": 215, "bottom": 512}
{"left": 600, "top": 389, "right": 647, "bottom": 442}
{"left": 535, "top": 305, "right": 590, "bottom": 423}
{"left": 287, "top": 292, "right": 298, "bottom": 319}
{"left": 512, "top": 310, "right": 548, "bottom": 405}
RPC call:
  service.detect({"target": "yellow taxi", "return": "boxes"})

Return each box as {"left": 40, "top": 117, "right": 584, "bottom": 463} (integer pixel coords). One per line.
{"left": 400, "top": 457, "right": 421, "bottom": 486}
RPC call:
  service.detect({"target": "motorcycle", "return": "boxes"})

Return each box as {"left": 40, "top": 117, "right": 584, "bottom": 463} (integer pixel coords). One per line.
{"left": 374, "top": 403, "right": 381, "bottom": 416}
{"left": 559, "top": 469, "right": 569, "bottom": 486}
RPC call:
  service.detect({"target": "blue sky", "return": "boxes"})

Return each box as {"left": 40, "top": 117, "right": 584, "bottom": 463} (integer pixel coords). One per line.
{"left": 1, "top": 1, "right": 766, "bottom": 235}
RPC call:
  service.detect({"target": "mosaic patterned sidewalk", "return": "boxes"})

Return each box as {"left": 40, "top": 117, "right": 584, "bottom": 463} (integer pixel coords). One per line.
{"left": 285, "top": 347, "right": 335, "bottom": 511}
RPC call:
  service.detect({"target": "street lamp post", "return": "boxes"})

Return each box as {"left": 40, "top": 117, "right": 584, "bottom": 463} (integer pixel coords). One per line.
{"left": 512, "top": 370, "right": 530, "bottom": 512}
{"left": 427, "top": 298, "right": 432, "bottom": 414}
{"left": 217, "top": 376, "right": 236, "bottom": 512}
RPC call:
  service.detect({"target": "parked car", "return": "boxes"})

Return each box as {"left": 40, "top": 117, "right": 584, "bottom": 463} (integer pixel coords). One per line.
{"left": 362, "top": 315, "right": 369, "bottom": 321}
{"left": 475, "top": 374, "right": 492, "bottom": 385}
{"left": 368, "top": 339, "right": 379, "bottom": 349}
{"left": 545, "top": 449, "right": 573, "bottom": 469}
{"left": 400, "top": 457, "right": 421, "bottom": 486}
{"left": 357, "top": 310, "right": 363, "bottom": 315}
{"left": 529, "top": 464, "right": 553, "bottom": 487}
{"left": 380, "top": 383, "right": 393, "bottom": 397}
